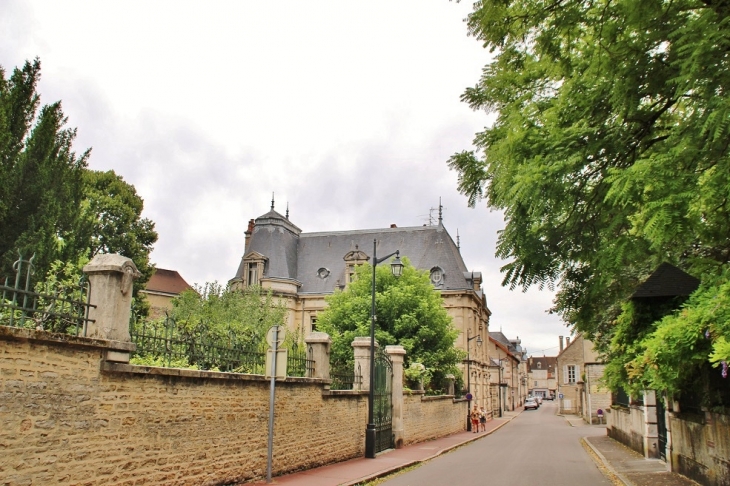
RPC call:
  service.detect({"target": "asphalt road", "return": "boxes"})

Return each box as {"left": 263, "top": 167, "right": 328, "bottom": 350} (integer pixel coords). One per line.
{"left": 379, "top": 400, "right": 612, "bottom": 486}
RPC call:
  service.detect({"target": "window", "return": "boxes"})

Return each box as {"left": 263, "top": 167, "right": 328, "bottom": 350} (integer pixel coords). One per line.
{"left": 247, "top": 264, "right": 258, "bottom": 286}
{"left": 567, "top": 365, "right": 576, "bottom": 384}
{"left": 537, "top": 362, "right": 542, "bottom": 369}
{"left": 310, "top": 316, "right": 318, "bottom": 333}
{"left": 534, "top": 381, "right": 538, "bottom": 387}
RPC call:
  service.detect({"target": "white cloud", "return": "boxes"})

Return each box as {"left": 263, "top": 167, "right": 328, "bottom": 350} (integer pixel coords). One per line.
{"left": 1, "top": 0, "right": 569, "bottom": 355}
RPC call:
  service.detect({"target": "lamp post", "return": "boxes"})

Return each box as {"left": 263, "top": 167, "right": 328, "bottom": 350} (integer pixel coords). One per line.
{"left": 365, "top": 238, "right": 403, "bottom": 459}
{"left": 498, "top": 358, "right": 505, "bottom": 418}
{"left": 465, "top": 328, "right": 483, "bottom": 431}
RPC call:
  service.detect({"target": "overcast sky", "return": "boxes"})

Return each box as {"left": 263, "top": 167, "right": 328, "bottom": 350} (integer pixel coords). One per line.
{"left": 2, "top": 0, "right": 570, "bottom": 356}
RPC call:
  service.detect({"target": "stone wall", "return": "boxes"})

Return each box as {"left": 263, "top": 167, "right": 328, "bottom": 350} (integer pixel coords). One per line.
{"left": 402, "top": 393, "right": 466, "bottom": 446}
{"left": 669, "top": 412, "right": 730, "bottom": 486}
{"left": 606, "top": 405, "right": 646, "bottom": 456}
{"left": 0, "top": 327, "right": 366, "bottom": 485}
{"left": 584, "top": 363, "right": 611, "bottom": 424}
{"left": 1, "top": 326, "right": 468, "bottom": 485}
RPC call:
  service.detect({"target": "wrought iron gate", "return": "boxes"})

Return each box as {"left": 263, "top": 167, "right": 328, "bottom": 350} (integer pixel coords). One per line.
{"left": 657, "top": 394, "right": 667, "bottom": 460}
{"left": 373, "top": 348, "right": 394, "bottom": 453}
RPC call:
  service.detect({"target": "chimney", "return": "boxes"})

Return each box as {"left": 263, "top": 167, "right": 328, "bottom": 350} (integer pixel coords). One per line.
{"left": 244, "top": 219, "right": 255, "bottom": 252}
{"left": 559, "top": 336, "right": 564, "bottom": 352}
{"left": 390, "top": 224, "right": 397, "bottom": 228}
{"left": 566, "top": 336, "right": 571, "bottom": 347}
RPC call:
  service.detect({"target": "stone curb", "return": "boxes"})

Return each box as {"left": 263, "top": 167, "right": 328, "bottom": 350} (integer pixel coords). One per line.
{"left": 343, "top": 411, "right": 522, "bottom": 486}
{"left": 581, "top": 436, "right": 632, "bottom": 486}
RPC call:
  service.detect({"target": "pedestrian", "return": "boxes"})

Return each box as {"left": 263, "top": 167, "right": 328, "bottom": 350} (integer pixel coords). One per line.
{"left": 479, "top": 407, "right": 487, "bottom": 432}
{"left": 470, "top": 405, "right": 480, "bottom": 433}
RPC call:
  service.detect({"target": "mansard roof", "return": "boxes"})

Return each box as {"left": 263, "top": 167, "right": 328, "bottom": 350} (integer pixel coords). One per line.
{"left": 297, "top": 224, "right": 471, "bottom": 294}
{"left": 233, "top": 208, "right": 482, "bottom": 296}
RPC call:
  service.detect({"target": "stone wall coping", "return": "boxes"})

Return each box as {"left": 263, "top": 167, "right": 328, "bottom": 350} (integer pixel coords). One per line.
{"left": 420, "top": 395, "right": 456, "bottom": 402}
{"left": 0, "top": 325, "right": 135, "bottom": 352}
{"left": 102, "top": 362, "right": 331, "bottom": 384}
{"left": 322, "top": 389, "right": 368, "bottom": 397}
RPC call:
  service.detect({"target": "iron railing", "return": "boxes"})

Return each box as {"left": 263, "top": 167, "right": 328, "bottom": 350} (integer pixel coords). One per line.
{"left": 130, "top": 316, "right": 314, "bottom": 377}
{"left": 330, "top": 362, "right": 361, "bottom": 390}
{"left": 0, "top": 253, "right": 94, "bottom": 336}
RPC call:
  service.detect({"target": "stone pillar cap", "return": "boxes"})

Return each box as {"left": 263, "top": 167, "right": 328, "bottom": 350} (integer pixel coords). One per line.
{"left": 352, "top": 336, "right": 377, "bottom": 347}
{"left": 305, "top": 332, "right": 331, "bottom": 344}
{"left": 384, "top": 345, "right": 406, "bottom": 356}
{"left": 83, "top": 254, "right": 141, "bottom": 276}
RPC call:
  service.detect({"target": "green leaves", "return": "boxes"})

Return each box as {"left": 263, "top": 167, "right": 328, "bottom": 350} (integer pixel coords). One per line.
{"left": 315, "top": 259, "right": 462, "bottom": 394}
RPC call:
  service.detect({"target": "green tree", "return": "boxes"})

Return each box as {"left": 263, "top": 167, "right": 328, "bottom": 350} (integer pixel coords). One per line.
{"left": 448, "top": 0, "right": 730, "bottom": 341}
{"left": 0, "top": 60, "right": 157, "bottom": 310}
{"left": 75, "top": 169, "right": 158, "bottom": 298}
{"left": 315, "top": 259, "right": 463, "bottom": 394}
{"left": 449, "top": 0, "right": 730, "bottom": 397}
{"left": 0, "top": 58, "right": 88, "bottom": 278}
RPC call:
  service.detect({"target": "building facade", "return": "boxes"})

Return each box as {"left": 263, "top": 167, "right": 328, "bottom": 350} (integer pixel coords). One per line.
{"left": 527, "top": 356, "right": 557, "bottom": 399}
{"left": 556, "top": 334, "right": 611, "bottom": 423}
{"left": 229, "top": 204, "right": 492, "bottom": 409}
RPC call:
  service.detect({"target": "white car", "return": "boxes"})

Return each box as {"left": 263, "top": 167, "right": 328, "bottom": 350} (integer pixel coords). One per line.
{"left": 524, "top": 398, "right": 539, "bottom": 410}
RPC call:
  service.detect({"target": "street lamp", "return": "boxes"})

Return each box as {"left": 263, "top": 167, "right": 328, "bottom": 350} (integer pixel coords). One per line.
{"left": 365, "top": 238, "right": 403, "bottom": 459}
{"left": 465, "top": 328, "right": 483, "bottom": 431}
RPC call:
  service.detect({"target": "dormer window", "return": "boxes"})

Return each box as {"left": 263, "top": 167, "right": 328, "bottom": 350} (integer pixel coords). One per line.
{"left": 242, "top": 251, "right": 267, "bottom": 287}
{"left": 430, "top": 266, "right": 445, "bottom": 286}
{"left": 343, "top": 245, "right": 370, "bottom": 287}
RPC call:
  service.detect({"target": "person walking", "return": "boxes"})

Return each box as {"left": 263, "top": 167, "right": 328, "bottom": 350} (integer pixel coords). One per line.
{"left": 479, "top": 407, "right": 487, "bottom": 432}
{"left": 470, "top": 405, "right": 480, "bottom": 433}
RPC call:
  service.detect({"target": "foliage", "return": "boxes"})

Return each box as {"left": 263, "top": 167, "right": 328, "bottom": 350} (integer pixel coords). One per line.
{"left": 75, "top": 169, "right": 158, "bottom": 303}
{"left": 169, "top": 282, "right": 289, "bottom": 349}
{"left": 0, "top": 59, "right": 158, "bottom": 313}
{"left": 129, "top": 353, "right": 199, "bottom": 370}
{"left": 0, "top": 59, "right": 88, "bottom": 279}
{"left": 449, "top": 0, "right": 730, "bottom": 341}
{"left": 315, "top": 258, "right": 463, "bottom": 394}
{"left": 606, "top": 269, "right": 730, "bottom": 397}
{"left": 449, "top": 0, "right": 730, "bottom": 396}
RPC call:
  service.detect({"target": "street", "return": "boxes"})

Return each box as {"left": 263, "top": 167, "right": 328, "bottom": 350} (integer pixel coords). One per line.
{"left": 379, "top": 400, "right": 612, "bottom": 486}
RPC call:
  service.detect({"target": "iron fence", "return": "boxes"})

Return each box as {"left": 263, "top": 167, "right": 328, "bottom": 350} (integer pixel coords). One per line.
{"left": 330, "top": 362, "right": 361, "bottom": 390}
{"left": 130, "top": 316, "right": 314, "bottom": 377}
{"left": 0, "top": 253, "right": 94, "bottom": 336}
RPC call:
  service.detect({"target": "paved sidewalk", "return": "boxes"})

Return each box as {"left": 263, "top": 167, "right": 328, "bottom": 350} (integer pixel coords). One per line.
{"left": 247, "top": 411, "right": 520, "bottom": 485}
{"left": 583, "top": 435, "right": 699, "bottom": 486}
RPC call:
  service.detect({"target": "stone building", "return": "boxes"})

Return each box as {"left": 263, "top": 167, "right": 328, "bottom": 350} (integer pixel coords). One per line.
{"left": 139, "top": 268, "right": 193, "bottom": 318}
{"left": 487, "top": 333, "right": 524, "bottom": 415}
{"left": 229, "top": 202, "right": 492, "bottom": 409}
{"left": 556, "top": 334, "right": 611, "bottom": 423}
{"left": 527, "top": 355, "right": 557, "bottom": 399}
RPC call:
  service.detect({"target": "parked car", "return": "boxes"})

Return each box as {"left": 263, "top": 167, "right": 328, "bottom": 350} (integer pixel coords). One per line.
{"left": 546, "top": 394, "right": 555, "bottom": 400}
{"left": 534, "top": 396, "right": 543, "bottom": 405}
{"left": 524, "top": 398, "right": 539, "bottom": 410}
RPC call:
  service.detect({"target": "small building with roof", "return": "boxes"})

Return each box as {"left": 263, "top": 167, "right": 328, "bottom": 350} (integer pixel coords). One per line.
{"left": 140, "top": 268, "right": 194, "bottom": 318}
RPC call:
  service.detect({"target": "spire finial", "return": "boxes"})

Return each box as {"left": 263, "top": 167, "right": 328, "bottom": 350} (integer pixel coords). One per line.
{"left": 271, "top": 193, "right": 275, "bottom": 210}
{"left": 457, "top": 228, "right": 461, "bottom": 252}
{"left": 286, "top": 202, "right": 289, "bottom": 219}
{"left": 438, "top": 197, "right": 443, "bottom": 225}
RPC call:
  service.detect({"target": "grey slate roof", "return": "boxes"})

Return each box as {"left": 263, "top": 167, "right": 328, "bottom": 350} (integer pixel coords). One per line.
{"left": 631, "top": 263, "right": 700, "bottom": 299}
{"left": 234, "top": 208, "right": 479, "bottom": 295}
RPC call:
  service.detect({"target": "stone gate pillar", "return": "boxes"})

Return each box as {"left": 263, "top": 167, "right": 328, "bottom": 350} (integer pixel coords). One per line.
{"left": 83, "top": 254, "right": 141, "bottom": 347}
{"left": 352, "top": 337, "right": 376, "bottom": 391}
{"left": 385, "top": 345, "right": 406, "bottom": 449}
{"left": 305, "top": 332, "right": 331, "bottom": 380}
{"left": 644, "top": 390, "right": 660, "bottom": 458}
